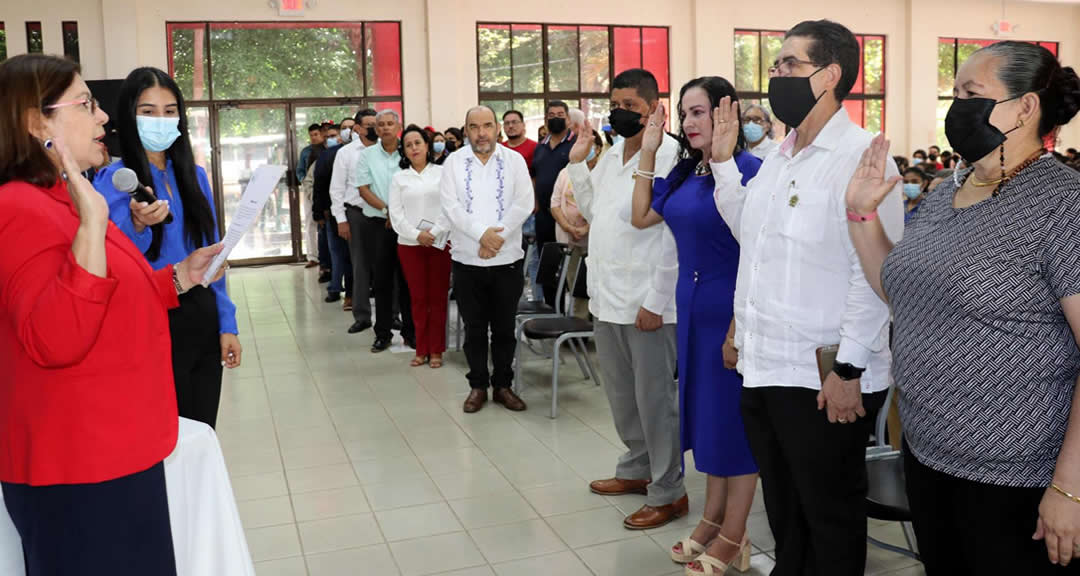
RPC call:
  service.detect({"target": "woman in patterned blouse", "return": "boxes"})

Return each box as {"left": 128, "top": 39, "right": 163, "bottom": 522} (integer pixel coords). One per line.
{"left": 846, "top": 41, "right": 1080, "bottom": 573}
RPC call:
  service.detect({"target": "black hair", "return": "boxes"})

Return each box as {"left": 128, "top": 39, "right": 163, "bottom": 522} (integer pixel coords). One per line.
{"left": 398, "top": 124, "right": 436, "bottom": 170}
{"left": 320, "top": 121, "right": 336, "bottom": 130}
{"left": 612, "top": 68, "right": 660, "bottom": 103}
{"left": 340, "top": 117, "right": 355, "bottom": 126}
{"left": 928, "top": 145, "right": 941, "bottom": 151}
{"left": 115, "top": 67, "right": 215, "bottom": 262}
{"left": 546, "top": 100, "right": 569, "bottom": 115}
{"left": 502, "top": 110, "right": 524, "bottom": 122}
{"left": 785, "top": 20, "right": 860, "bottom": 101}
{"left": 445, "top": 127, "right": 464, "bottom": 141}
{"left": 667, "top": 76, "right": 745, "bottom": 194}
{"left": 980, "top": 41, "right": 1080, "bottom": 138}
{"left": 893, "top": 155, "right": 909, "bottom": 171}
{"left": 912, "top": 149, "right": 926, "bottom": 158}
{"left": 1069, "top": 148, "right": 1078, "bottom": 154}
{"left": 903, "top": 166, "right": 931, "bottom": 182}
{"left": 592, "top": 130, "right": 604, "bottom": 151}
{"left": 354, "top": 108, "right": 377, "bottom": 123}
{"left": 307, "top": 123, "right": 322, "bottom": 132}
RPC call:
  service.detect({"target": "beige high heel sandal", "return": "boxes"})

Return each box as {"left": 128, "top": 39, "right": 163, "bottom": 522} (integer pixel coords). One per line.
{"left": 684, "top": 531, "right": 752, "bottom": 575}
{"left": 670, "top": 518, "right": 722, "bottom": 564}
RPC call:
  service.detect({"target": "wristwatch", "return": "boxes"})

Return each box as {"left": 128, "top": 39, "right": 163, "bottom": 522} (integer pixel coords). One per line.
{"left": 832, "top": 362, "right": 865, "bottom": 381}
{"left": 381, "top": 207, "right": 389, "bottom": 217}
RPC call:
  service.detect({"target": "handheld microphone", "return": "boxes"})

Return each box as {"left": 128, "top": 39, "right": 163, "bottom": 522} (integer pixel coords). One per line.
{"left": 112, "top": 167, "right": 173, "bottom": 224}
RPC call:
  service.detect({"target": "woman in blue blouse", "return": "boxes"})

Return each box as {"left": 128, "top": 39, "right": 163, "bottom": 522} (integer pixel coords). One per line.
{"left": 632, "top": 77, "right": 761, "bottom": 575}
{"left": 95, "top": 67, "right": 240, "bottom": 429}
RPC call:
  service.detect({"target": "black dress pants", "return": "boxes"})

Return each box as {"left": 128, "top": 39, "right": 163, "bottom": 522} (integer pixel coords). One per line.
{"left": 2, "top": 462, "right": 177, "bottom": 576}
{"left": 169, "top": 285, "right": 224, "bottom": 429}
{"left": 741, "top": 385, "right": 886, "bottom": 576}
{"left": 904, "top": 443, "right": 1073, "bottom": 575}
{"left": 361, "top": 215, "right": 414, "bottom": 341}
{"left": 453, "top": 259, "right": 524, "bottom": 389}
{"left": 533, "top": 210, "right": 558, "bottom": 306}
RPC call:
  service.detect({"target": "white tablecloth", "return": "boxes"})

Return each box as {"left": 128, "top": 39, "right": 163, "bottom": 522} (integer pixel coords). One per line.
{"left": 0, "top": 418, "right": 255, "bottom": 576}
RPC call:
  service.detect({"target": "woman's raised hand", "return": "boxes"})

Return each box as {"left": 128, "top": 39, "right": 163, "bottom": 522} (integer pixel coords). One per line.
{"left": 641, "top": 103, "right": 666, "bottom": 154}
{"left": 845, "top": 133, "right": 901, "bottom": 217}
{"left": 710, "top": 96, "right": 741, "bottom": 165}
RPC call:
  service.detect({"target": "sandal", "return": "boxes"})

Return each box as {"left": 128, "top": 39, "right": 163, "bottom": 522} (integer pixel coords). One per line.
{"left": 670, "top": 518, "right": 722, "bottom": 564}
{"left": 429, "top": 355, "right": 443, "bottom": 369}
{"left": 410, "top": 355, "right": 430, "bottom": 367}
{"left": 685, "top": 532, "right": 751, "bottom": 575}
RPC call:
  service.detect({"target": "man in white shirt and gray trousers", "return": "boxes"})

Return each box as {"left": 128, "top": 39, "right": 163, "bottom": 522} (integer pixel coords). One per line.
{"left": 331, "top": 108, "right": 377, "bottom": 334}
{"left": 441, "top": 106, "right": 532, "bottom": 413}
{"left": 566, "top": 69, "right": 687, "bottom": 530}
{"left": 711, "top": 21, "right": 903, "bottom": 575}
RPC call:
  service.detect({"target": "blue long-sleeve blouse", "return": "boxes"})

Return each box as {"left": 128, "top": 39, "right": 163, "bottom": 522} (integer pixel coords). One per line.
{"left": 94, "top": 159, "right": 238, "bottom": 335}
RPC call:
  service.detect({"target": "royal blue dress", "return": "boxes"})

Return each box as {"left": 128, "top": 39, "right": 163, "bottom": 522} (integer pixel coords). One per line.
{"left": 652, "top": 151, "right": 761, "bottom": 477}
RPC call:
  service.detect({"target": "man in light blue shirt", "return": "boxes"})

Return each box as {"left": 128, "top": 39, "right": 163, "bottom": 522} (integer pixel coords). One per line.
{"left": 355, "top": 109, "right": 413, "bottom": 352}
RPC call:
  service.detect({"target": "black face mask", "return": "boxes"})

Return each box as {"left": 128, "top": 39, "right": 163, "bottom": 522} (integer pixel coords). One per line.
{"left": 608, "top": 108, "right": 645, "bottom": 138}
{"left": 547, "top": 117, "right": 567, "bottom": 135}
{"left": 365, "top": 127, "right": 377, "bottom": 141}
{"left": 446, "top": 141, "right": 458, "bottom": 152}
{"left": 944, "top": 96, "right": 1020, "bottom": 163}
{"left": 768, "top": 67, "right": 826, "bottom": 128}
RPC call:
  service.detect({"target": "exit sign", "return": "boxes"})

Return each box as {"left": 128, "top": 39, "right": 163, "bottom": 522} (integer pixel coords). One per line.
{"left": 279, "top": 0, "right": 303, "bottom": 16}
{"left": 993, "top": 20, "right": 1014, "bottom": 36}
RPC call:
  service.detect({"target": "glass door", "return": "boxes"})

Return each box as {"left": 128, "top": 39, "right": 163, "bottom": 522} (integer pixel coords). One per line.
{"left": 213, "top": 104, "right": 295, "bottom": 262}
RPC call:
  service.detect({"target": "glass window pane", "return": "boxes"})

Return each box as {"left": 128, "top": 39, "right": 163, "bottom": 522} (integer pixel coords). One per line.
{"left": 372, "top": 101, "right": 403, "bottom": 125}
{"left": 580, "top": 26, "right": 609, "bottom": 93}
{"left": 957, "top": 39, "right": 992, "bottom": 71}
{"left": 865, "top": 98, "right": 884, "bottom": 133}
{"left": 734, "top": 31, "right": 760, "bottom": 93}
{"left": 851, "top": 36, "right": 865, "bottom": 95}
{"left": 580, "top": 98, "right": 610, "bottom": 131}
{"left": 294, "top": 104, "right": 354, "bottom": 257}
{"left": 613, "top": 27, "right": 641, "bottom": 75}
{"left": 62, "top": 21, "right": 80, "bottom": 63}
{"left": 481, "top": 99, "right": 513, "bottom": 123}
{"left": 937, "top": 38, "right": 955, "bottom": 97}
{"left": 864, "top": 36, "right": 885, "bottom": 95}
{"left": 843, "top": 100, "right": 864, "bottom": 128}
{"left": 642, "top": 27, "right": 669, "bottom": 93}
{"left": 209, "top": 23, "right": 365, "bottom": 100}
{"left": 170, "top": 24, "right": 209, "bottom": 101}
{"left": 936, "top": 99, "right": 951, "bottom": 150}
{"left": 478, "top": 25, "right": 511, "bottom": 92}
{"left": 26, "top": 22, "right": 43, "bottom": 54}
{"left": 217, "top": 106, "right": 291, "bottom": 259}
{"left": 547, "top": 25, "right": 578, "bottom": 93}
{"left": 0, "top": 23, "right": 6, "bottom": 61}
{"left": 365, "top": 22, "right": 401, "bottom": 97}
{"left": 760, "top": 32, "right": 784, "bottom": 96}
{"left": 513, "top": 98, "right": 545, "bottom": 141}
{"left": 512, "top": 24, "right": 543, "bottom": 94}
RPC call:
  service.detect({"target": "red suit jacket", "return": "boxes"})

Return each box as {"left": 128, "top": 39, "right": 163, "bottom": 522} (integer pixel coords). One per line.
{"left": 0, "top": 179, "right": 180, "bottom": 486}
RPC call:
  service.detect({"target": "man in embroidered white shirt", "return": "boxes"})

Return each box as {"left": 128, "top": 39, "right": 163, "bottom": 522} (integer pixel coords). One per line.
{"left": 440, "top": 106, "right": 533, "bottom": 413}
{"left": 709, "top": 21, "right": 903, "bottom": 575}
{"left": 565, "top": 69, "right": 687, "bottom": 531}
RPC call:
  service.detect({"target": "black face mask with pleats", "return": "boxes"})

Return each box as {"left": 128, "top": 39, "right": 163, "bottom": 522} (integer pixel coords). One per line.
{"left": 944, "top": 96, "right": 1020, "bottom": 163}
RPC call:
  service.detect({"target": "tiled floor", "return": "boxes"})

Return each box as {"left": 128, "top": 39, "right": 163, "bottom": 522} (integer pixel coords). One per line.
{"left": 218, "top": 265, "right": 926, "bottom": 576}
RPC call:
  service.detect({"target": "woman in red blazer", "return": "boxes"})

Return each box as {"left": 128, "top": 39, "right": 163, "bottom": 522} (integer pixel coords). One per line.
{"left": 0, "top": 54, "right": 224, "bottom": 575}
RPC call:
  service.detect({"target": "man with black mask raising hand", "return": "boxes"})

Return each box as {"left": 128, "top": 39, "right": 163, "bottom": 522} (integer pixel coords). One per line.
{"left": 709, "top": 20, "right": 904, "bottom": 575}
{"left": 531, "top": 101, "right": 577, "bottom": 305}
{"left": 566, "top": 68, "right": 686, "bottom": 531}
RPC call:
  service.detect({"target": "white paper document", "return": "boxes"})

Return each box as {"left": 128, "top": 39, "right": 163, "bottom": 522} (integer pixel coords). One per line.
{"left": 202, "top": 164, "right": 287, "bottom": 286}
{"left": 418, "top": 219, "right": 449, "bottom": 251}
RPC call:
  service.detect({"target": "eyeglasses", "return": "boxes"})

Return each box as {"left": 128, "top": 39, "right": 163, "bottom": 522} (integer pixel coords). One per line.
{"left": 46, "top": 97, "right": 99, "bottom": 115}
{"left": 768, "top": 57, "right": 816, "bottom": 77}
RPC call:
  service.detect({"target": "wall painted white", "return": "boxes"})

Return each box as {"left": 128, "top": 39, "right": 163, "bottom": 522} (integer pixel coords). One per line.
{"left": 3, "top": 0, "right": 1079, "bottom": 152}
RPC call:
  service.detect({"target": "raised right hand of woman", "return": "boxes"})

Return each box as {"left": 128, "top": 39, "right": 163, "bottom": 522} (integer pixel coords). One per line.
{"left": 845, "top": 133, "right": 901, "bottom": 217}
{"left": 568, "top": 121, "right": 594, "bottom": 164}
{"left": 54, "top": 137, "right": 108, "bottom": 229}
{"left": 711, "top": 96, "right": 741, "bottom": 165}
{"left": 640, "top": 103, "right": 666, "bottom": 154}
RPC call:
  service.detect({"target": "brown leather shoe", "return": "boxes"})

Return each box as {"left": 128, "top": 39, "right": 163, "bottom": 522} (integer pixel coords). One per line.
{"left": 589, "top": 477, "right": 650, "bottom": 496}
{"left": 623, "top": 494, "right": 689, "bottom": 530}
{"left": 463, "top": 389, "right": 488, "bottom": 413}
{"left": 492, "top": 387, "right": 527, "bottom": 411}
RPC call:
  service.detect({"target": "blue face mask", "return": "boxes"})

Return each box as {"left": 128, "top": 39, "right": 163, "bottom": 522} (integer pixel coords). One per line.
{"left": 742, "top": 122, "right": 765, "bottom": 143}
{"left": 136, "top": 116, "right": 181, "bottom": 153}
{"left": 326, "top": 137, "right": 340, "bottom": 148}
{"left": 912, "top": 158, "right": 924, "bottom": 165}
{"left": 433, "top": 141, "right": 446, "bottom": 154}
{"left": 903, "top": 183, "right": 923, "bottom": 200}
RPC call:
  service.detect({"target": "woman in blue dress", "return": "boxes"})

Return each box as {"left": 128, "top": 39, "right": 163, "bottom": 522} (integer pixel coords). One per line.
{"left": 94, "top": 67, "right": 240, "bottom": 429}
{"left": 632, "top": 77, "right": 760, "bottom": 575}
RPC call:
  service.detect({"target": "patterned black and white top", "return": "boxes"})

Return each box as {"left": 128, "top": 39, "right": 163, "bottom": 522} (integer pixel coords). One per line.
{"left": 882, "top": 156, "right": 1080, "bottom": 487}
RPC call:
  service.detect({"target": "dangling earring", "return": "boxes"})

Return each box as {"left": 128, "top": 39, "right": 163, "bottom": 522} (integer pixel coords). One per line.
{"left": 994, "top": 142, "right": 1005, "bottom": 197}
{"left": 43, "top": 139, "right": 54, "bottom": 150}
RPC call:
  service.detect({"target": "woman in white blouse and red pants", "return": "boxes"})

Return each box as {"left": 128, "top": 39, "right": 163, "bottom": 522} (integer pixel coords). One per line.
{"left": 389, "top": 125, "right": 451, "bottom": 368}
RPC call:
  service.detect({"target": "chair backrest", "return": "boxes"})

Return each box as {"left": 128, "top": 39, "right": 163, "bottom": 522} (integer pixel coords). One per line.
{"left": 536, "top": 242, "right": 569, "bottom": 289}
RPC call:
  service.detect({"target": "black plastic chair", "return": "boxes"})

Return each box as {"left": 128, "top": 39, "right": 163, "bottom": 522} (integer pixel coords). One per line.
{"left": 516, "top": 258, "right": 599, "bottom": 418}
{"left": 866, "top": 386, "right": 920, "bottom": 560}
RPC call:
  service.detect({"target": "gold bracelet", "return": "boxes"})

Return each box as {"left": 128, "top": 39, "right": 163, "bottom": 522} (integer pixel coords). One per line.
{"left": 1050, "top": 483, "right": 1080, "bottom": 505}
